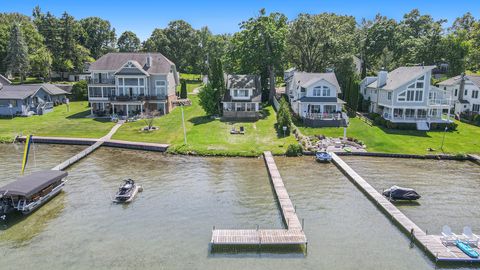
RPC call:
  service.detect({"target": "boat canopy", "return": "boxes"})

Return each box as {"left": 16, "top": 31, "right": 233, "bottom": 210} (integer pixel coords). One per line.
{"left": 0, "top": 170, "right": 68, "bottom": 198}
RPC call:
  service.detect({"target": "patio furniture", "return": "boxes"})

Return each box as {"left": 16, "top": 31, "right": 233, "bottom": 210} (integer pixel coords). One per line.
{"left": 239, "top": 126, "right": 245, "bottom": 134}
{"left": 462, "top": 226, "right": 479, "bottom": 247}
{"left": 441, "top": 225, "right": 459, "bottom": 246}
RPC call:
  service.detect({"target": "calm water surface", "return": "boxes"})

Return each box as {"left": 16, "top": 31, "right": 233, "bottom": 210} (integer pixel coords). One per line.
{"left": 0, "top": 145, "right": 477, "bottom": 269}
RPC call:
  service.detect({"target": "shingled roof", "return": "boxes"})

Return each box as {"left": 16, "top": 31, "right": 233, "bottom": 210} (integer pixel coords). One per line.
{"left": 367, "top": 66, "right": 436, "bottom": 90}
{"left": 438, "top": 74, "right": 480, "bottom": 87}
{"left": 292, "top": 72, "right": 341, "bottom": 93}
{"left": 0, "top": 84, "right": 69, "bottom": 100}
{"left": 89, "top": 52, "right": 175, "bottom": 74}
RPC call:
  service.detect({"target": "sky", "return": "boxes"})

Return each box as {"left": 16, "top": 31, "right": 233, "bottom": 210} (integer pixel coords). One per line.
{"left": 1, "top": 0, "right": 479, "bottom": 41}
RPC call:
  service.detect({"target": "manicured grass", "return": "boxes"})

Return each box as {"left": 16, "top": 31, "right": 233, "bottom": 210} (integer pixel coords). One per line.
{"left": 0, "top": 102, "right": 115, "bottom": 142}
{"left": 112, "top": 95, "right": 297, "bottom": 156}
{"left": 298, "top": 117, "right": 480, "bottom": 155}
{"left": 180, "top": 73, "right": 203, "bottom": 81}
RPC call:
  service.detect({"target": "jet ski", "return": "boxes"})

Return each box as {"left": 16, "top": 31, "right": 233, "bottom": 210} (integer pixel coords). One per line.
{"left": 113, "top": 179, "right": 142, "bottom": 203}
{"left": 383, "top": 185, "right": 421, "bottom": 201}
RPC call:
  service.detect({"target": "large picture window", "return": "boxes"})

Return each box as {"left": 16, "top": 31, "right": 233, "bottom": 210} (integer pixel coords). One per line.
{"left": 155, "top": 80, "right": 167, "bottom": 97}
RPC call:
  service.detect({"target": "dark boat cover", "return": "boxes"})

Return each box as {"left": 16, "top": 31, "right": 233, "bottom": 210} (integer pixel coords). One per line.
{"left": 0, "top": 170, "right": 67, "bottom": 198}
{"left": 383, "top": 185, "right": 421, "bottom": 200}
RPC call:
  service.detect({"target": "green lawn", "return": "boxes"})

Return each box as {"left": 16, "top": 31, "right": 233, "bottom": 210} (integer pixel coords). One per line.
{"left": 298, "top": 117, "right": 480, "bottom": 155}
{"left": 0, "top": 102, "right": 115, "bottom": 142}
{"left": 112, "top": 95, "right": 297, "bottom": 156}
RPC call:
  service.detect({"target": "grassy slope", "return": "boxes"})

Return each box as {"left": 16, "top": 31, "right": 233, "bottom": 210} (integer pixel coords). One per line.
{"left": 298, "top": 117, "right": 480, "bottom": 155}
{"left": 0, "top": 102, "right": 115, "bottom": 141}
{"left": 112, "top": 95, "right": 297, "bottom": 156}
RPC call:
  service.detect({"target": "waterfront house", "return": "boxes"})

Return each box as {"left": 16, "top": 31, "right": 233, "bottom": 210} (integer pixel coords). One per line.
{"left": 285, "top": 70, "right": 347, "bottom": 127}
{"left": 360, "top": 66, "right": 452, "bottom": 130}
{"left": 438, "top": 74, "right": 480, "bottom": 115}
{"left": 222, "top": 74, "right": 262, "bottom": 119}
{"left": 86, "top": 52, "right": 179, "bottom": 117}
{"left": 0, "top": 84, "right": 69, "bottom": 116}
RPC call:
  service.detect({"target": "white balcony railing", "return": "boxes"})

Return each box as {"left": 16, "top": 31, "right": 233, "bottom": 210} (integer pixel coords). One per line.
{"left": 429, "top": 99, "right": 450, "bottom": 106}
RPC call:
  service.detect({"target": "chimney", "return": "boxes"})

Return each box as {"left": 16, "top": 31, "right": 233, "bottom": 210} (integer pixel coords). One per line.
{"left": 146, "top": 54, "right": 152, "bottom": 68}
{"left": 459, "top": 73, "right": 466, "bottom": 101}
{"left": 377, "top": 69, "right": 388, "bottom": 88}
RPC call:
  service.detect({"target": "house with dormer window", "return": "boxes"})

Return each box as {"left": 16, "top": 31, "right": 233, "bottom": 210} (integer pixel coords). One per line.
{"left": 222, "top": 74, "right": 262, "bottom": 119}
{"left": 87, "top": 52, "right": 179, "bottom": 117}
{"left": 360, "top": 66, "right": 452, "bottom": 130}
{"left": 438, "top": 74, "right": 480, "bottom": 115}
{"left": 285, "top": 70, "right": 347, "bottom": 127}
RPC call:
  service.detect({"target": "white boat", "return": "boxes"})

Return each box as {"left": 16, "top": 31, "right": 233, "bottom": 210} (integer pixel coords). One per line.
{"left": 315, "top": 151, "right": 332, "bottom": 162}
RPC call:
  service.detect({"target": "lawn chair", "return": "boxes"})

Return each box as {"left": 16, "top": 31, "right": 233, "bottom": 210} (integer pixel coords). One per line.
{"left": 462, "top": 226, "right": 479, "bottom": 247}
{"left": 230, "top": 126, "right": 238, "bottom": 134}
{"left": 239, "top": 126, "right": 245, "bottom": 134}
{"left": 441, "top": 225, "right": 458, "bottom": 246}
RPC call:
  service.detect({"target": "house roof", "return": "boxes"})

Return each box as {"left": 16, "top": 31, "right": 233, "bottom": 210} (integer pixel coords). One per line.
{"left": 438, "top": 74, "right": 480, "bottom": 87}
{"left": 89, "top": 52, "right": 175, "bottom": 74}
{"left": 227, "top": 74, "right": 260, "bottom": 89}
{"left": 367, "top": 66, "right": 436, "bottom": 90}
{"left": 292, "top": 72, "right": 341, "bottom": 93}
{"left": 298, "top": 96, "right": 346, "bottom": 103}
{"left": 0, "top": 170, "right": 67, "bottom": 198}
{"left": 114, "top": 60, "right": 150, "bottom": 76}
{"left": 0, "top": 74, "right": 11, "bottom": 86}
{"left": 0, "top": 84, "right": 69, "bottom": 100}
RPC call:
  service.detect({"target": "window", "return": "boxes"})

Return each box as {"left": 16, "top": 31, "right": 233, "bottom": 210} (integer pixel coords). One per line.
{"left": 313, "top": 86, "right": 322, "bottom": 97}
{"left": 473, "top": 104, "right": 480, "bottom": 112}
{"left": 398, "top": 92, "right": 406, "bottom": 101}
{"left": 393, "top": 108, "right": 403, "bottom": 118}
{"left": 465, "top": 89, "right": 468, "bottom": 96}
{"left": 444, "top": 87, "right": 447, "bottom": 90}
{"left": 324, "top": 105, "right": 336, "bottom": 113}
{"left": 89, "top": 87, "right": 102, "bottom": 97}
{"left": 455, "top": 89, "right": 458, "bottom": 96}
{"left": 416, "top": 82, "right": 424, "bottom": 88}
{"left": 387, "top": 92, "right": 392, "bottom": 100}
{"left": 310, "top": 105, "right": 321, "bottom": 113}
{"left": 398, "top": 89, "right": 423, "bottom": 102}
{"left": 415, "top": 91, "right": 423, "bottom": 101}
{"left": 246, "top": 103, "right": 256, "bottom": 111}
{"left": 405, "top": 109, "right": 415, "bottom": 118}
{"left": 155, "top": 80, "right": 167, "bottom": 97}
{"left": 233, "top": 89, "right": 249, "bottom": 97}
{"left": 322, "top": 86, "right": 331, "bottom": 97}
{"left": 472, "top": 90, "right": 479, "bottom": 99}
{"left": 236, "top": 103, "right": 246, "bottom": 111}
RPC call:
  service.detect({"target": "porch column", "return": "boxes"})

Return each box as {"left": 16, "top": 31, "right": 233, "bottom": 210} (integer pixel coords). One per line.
{"left": 101, "top": 87, "right": 104, "bottom": 98}
{"left": 140, "top": 103, "right": 143, "bottom": 115}
{"left": 91, "top": 105, "right": 93, "bottom": 116}
{"left": 112, "top": 104, "right": 115, "bottom": 114}
{"left": 126, "top": 104, "right": 129, "bottom": 117}
{"left": 255, "top": 103, "right": 259, "bottom": 111}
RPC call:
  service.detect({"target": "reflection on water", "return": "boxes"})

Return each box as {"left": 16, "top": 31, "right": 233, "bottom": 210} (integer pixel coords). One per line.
{"left": 343, "top": 156, "right": 480, "bottom": 235}
{"left": 0, "top": 145, "right": 478, "bottom": 269}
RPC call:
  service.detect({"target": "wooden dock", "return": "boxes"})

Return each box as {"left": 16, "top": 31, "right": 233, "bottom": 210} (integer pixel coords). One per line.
{"left": 330, "top": 152, "right": 480, "bottom": 263}
{"left": 211, "top": 151, "right": 307, "bottom": 248}
{"left": 468, "top": 154, "right": 480, "bottom": 165}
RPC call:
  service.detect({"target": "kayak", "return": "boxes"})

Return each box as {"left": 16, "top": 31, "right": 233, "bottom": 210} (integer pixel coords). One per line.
{"left": 456, "top": 240, "right": 479, "bottom": 258}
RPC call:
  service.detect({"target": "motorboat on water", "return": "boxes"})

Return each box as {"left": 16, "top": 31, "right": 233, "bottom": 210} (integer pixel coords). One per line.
{"left": 113, "top": 179, "right": 142, "bottom": 203}
{"left": 315, "top": 151, "right": 332, "bottom": 162}
{"left": 0, "top": 170, "right": 68, "bottom": 215}
{"left": 383, "top": 185, "right": 421, "bottom": 201}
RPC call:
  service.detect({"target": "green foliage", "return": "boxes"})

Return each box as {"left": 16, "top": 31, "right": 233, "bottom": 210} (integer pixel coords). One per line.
{"left": 117, "top": 31, "right": 140, "bottom": 52}
{"left": 276, "top": 97, "right": 292, "bottom": 135}
{"left": 285, "top": 144, "right": 303, "bottom": 156}
{"left": 5, "top": 23, "right": 29, "bottom": 80}
{"left": 29, "top": 46, "right": 52, "bottom": 79}
{"left": 180, "top": 80, "right": 188, "bottom": 99}
{"left": 79, "top": 16, "right": 116, "bottom": 58}
{"left": 71, "top": 80, "right": 88, "bottom": 101}
{"left": 198, "top": 84, "right": 219, "bottom": 115}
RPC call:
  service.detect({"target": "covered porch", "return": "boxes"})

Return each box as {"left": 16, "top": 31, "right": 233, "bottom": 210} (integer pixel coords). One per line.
{"left": 222, "top": 102, "right": 260, "bottom": 119}
{"left": 300, "top": 103, "right": 342, "bottom": 120}
{"left": 380, "top": 106, "right": 452, "bottom": 123}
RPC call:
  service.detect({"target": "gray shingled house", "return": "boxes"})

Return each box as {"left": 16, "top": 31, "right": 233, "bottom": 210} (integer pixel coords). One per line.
{"left": 360, "top": 66, "right": 452, "bottom": 130}
{"left": 438, "top": 74, "right": 480, "bottom": 115}
{"left": 86, "top": 52, "right": 179, "bottom": 117}
{"left": 222, "top": 74, "right": 262, "bottom": 119}
{"left": 0, "top": 84, "right": 69, "bottom": 116}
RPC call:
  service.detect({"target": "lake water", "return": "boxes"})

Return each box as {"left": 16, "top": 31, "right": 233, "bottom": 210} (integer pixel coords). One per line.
{"left": 0, "top": 144, "right": 478, "bottom": 269}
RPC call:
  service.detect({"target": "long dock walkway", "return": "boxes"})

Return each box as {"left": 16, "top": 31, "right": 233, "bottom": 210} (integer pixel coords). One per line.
{"left": 330, "top": 152, "right": 480, "bottom": 263}
{"left": 211, "top": 151, "right": 307, "bottom": 248}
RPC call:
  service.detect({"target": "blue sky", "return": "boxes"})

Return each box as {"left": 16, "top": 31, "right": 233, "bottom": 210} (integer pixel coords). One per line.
{"left": 1, "top": 0, "right": 479, "bottom": 41}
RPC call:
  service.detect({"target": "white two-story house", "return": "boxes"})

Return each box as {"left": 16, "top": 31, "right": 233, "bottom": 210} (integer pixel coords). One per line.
{"left": 222, "top": 74, "right": 262, "bottom": 119}
{"left": 285, "top": 70, "right": 346, "bottom": 127}
{"left": 360, "top": 66, "right": 452, "bottom": 130}
{"left": 438, "top": 74, "right": 480, "bottom": 115}
{"left": 87, "top": 52, "right": 179, "bottom": 117}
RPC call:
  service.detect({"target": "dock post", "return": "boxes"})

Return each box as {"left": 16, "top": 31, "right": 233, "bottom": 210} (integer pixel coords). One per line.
{"left": 256, "top": 224, "right": 259, "bottom": 231}
{"left": 295, "top": 205, "right": 297, "bottom": 213}
{"left": 410, "top": 228, "right": 415, "bottom": 245}
{"left": 302, "top": 218, "right": 305, "bottom": 231}
{"left": 213, "top": 225, "right": 215, "bottom": 231}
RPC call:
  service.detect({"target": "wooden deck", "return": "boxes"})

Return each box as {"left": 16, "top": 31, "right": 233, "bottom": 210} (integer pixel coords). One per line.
{"left": 211, "top": 151, "right": 307, "bottom": 247}
{"left": 331, "top": 152, "right": 480, "bottom": 263}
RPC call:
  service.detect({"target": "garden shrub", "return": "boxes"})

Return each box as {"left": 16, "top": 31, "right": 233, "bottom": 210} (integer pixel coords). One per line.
{"left": 286, "top": 144, "right": 303, "bottom": 157}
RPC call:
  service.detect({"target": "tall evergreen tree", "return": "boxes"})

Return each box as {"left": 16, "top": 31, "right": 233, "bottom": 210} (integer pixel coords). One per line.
{"left": 5, "top": 23, "right": 29, "bottom": 81}
{"left": 180, "top": 80, "right": 188, "bottom": 99}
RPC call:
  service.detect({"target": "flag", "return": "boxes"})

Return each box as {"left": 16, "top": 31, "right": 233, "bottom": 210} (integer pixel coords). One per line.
{"left": 21, "top": 135, "right": 32, "bottom": 175}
